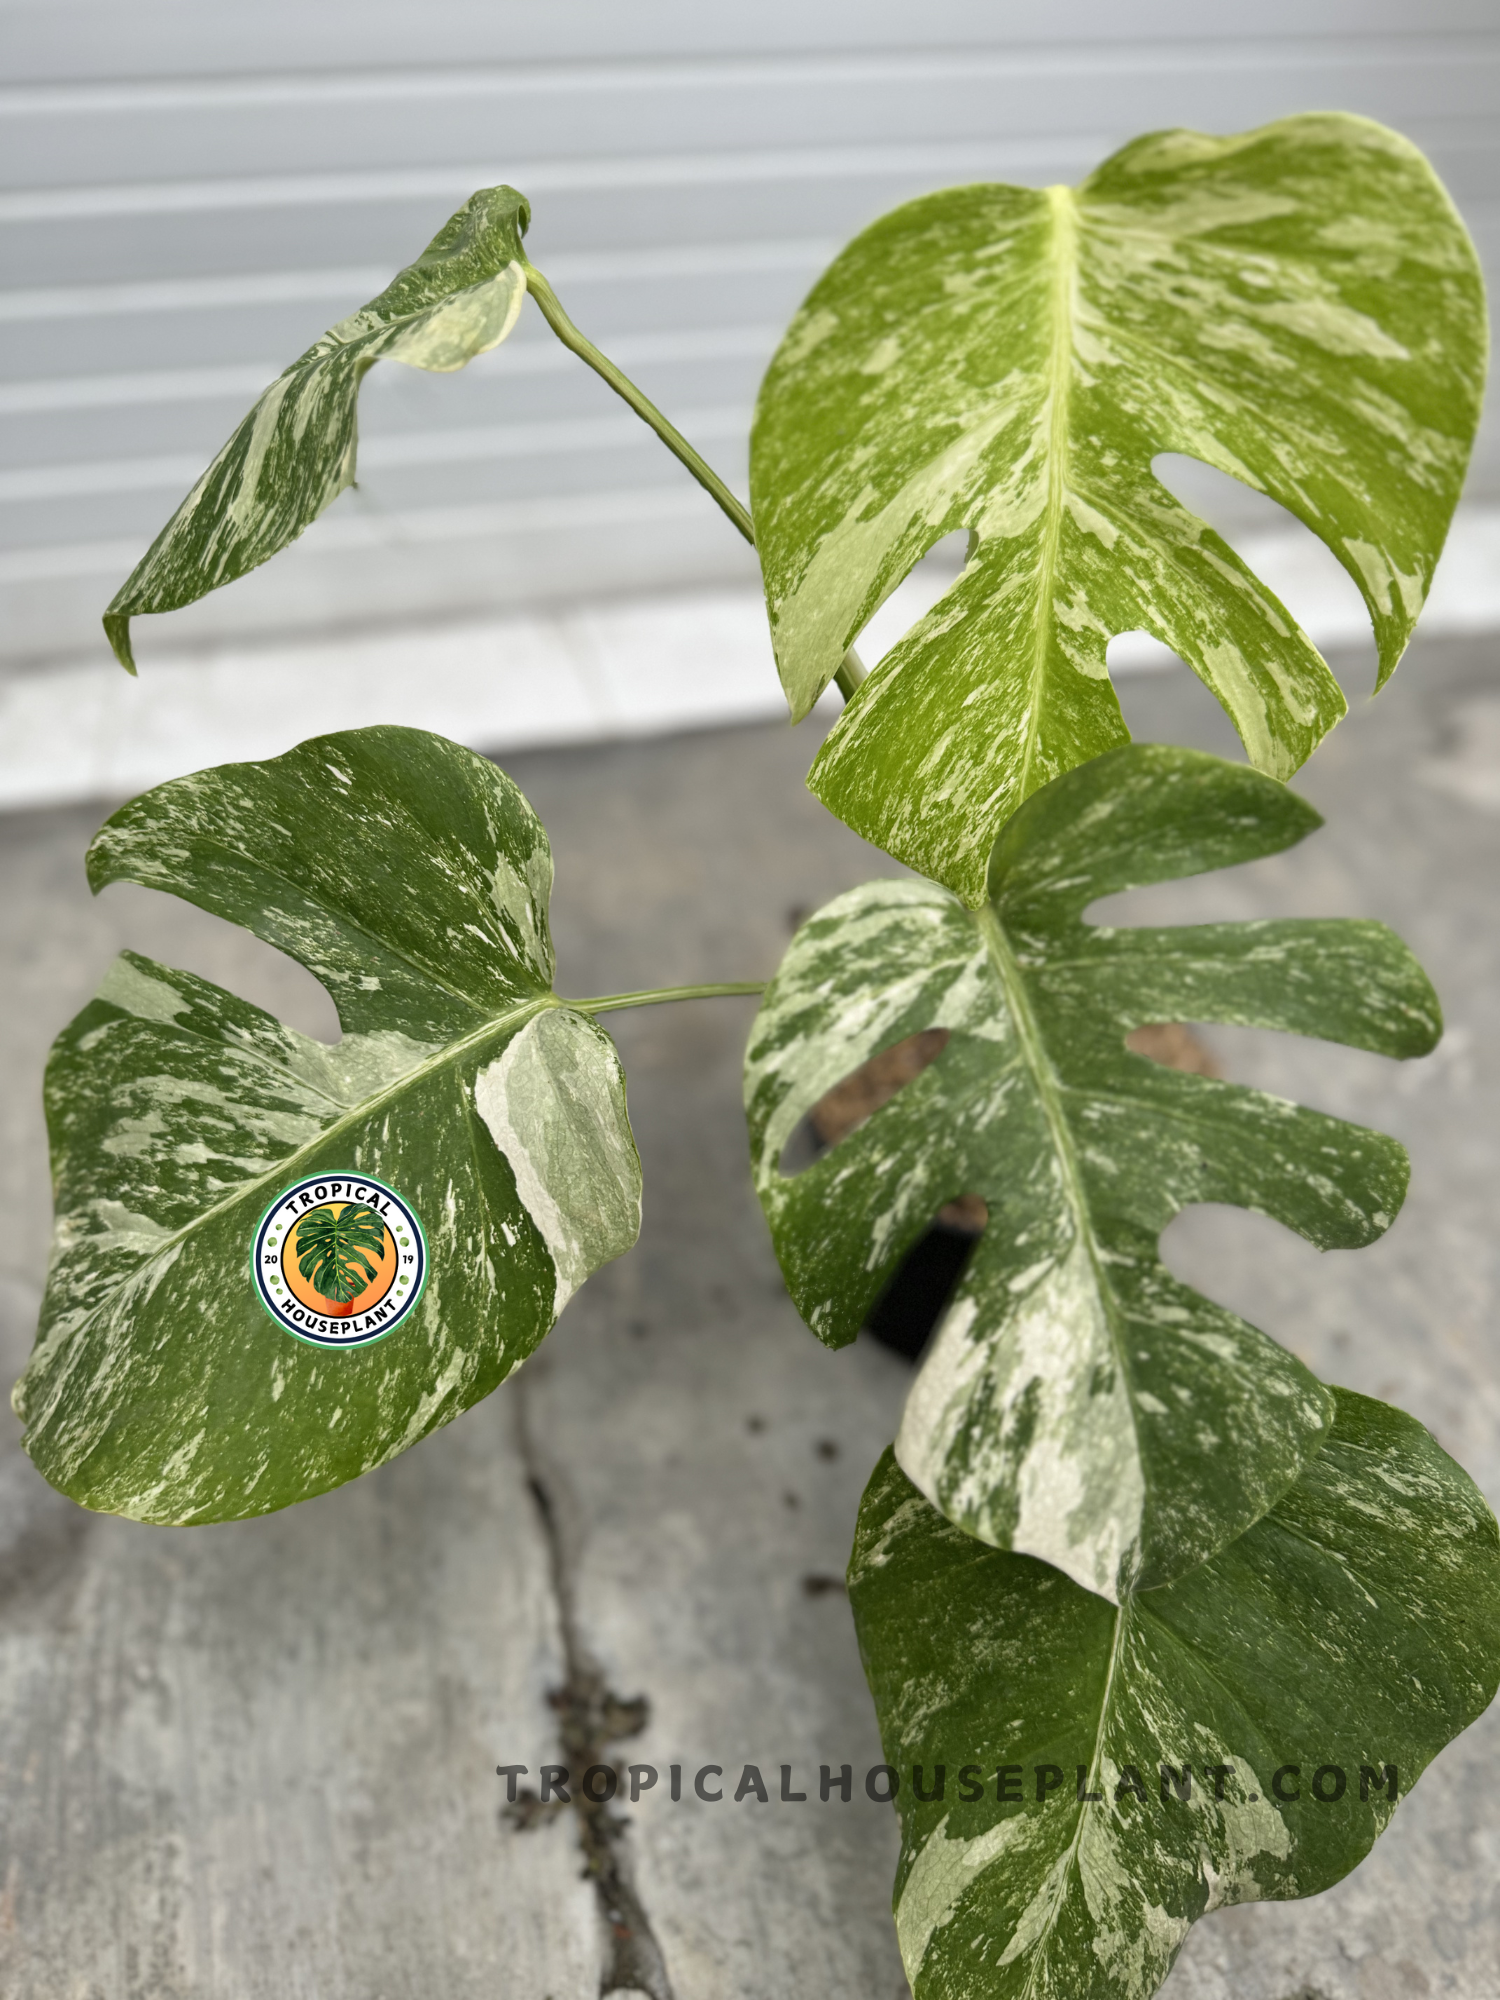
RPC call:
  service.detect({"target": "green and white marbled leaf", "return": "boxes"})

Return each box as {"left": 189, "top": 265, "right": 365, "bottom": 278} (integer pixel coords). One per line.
{"left": 13, "top": 726, "right": 641, "bottom": 1523}
{"left": 851, "top": 1391, "right": 1500, "bottom": 2000}
{"left": 750, "top": 114, "right": 1487, "bottom": 904}
{"left": 103, "top": 187, "right": 532, "bottom": 672}
{"left": 745, "top": 746, "right": 1440, "bottom": 1598}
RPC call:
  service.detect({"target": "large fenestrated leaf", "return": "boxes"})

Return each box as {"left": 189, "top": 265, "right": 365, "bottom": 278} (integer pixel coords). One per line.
{"left": 750, "top": 114, "right": 1486, "bottom": 904}
{"left": 744, "top": 745, "right": 1439, "bottom": 1599}
{"left": 13, "top": 727, "right": 642, "bottom": 1523}
{"left": 103, "top": 187, "right": 532, "bottom": 673}
{"left": 850, "top": 1392, "right": 1500, "bottom": 2000}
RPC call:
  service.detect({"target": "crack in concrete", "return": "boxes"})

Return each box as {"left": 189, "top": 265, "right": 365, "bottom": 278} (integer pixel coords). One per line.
{"left": 512, "top": 1375, "right": 676, "bottom": 2000}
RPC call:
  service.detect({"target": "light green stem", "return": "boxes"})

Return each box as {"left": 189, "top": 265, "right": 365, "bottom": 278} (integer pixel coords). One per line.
{"left": 521, "top": 259, "right": 867, "bottom": 705}
{"left": 567, "top": 981, "right": 765, "bottom": 1015}
{"left": 522, "top": 260, "right": 753, "bottom": 541}
{"left": 834, "top": 650, "right": 867, "bottom": 701}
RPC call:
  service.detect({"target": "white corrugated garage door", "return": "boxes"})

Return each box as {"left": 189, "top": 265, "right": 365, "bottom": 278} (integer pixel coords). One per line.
{"left": 2, "top": 1, "right": 1496, "bottom": 674}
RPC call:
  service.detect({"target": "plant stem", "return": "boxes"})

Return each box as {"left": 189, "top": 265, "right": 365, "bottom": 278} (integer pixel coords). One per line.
{"left": 521, "top": 259, "right": 868, "bottom": 705}
{"left": 522, "top": 259, "right": 755, "bottom": 544}
{"left": 567, "top": 981, "right": 765, "bottom": 1016}
{"left": 833, "top": 650, "right": 866, "bottom": 701}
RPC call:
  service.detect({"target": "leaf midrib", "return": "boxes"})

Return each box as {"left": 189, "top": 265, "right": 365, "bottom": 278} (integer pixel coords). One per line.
{"left": 1014, "top": 184, "right": 1079, "bottom": 809}
{"left": 974, "top": 900, "right": 1145, "bottom": 1586}
{"left": 1014, "top": 1593, "right": 1134, "bottom": 2000}
{"left": 1010, "top": 1461, "right": 1420, "bottom": 1988}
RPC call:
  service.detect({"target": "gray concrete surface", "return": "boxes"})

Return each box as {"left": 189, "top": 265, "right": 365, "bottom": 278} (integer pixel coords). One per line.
{"left": 1, "top": 633, "right": 1499, "bottom": 1996}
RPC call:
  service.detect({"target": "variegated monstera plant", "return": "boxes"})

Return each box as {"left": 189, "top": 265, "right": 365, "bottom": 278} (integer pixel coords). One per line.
{"left": 18, "top": 115, "right": 1500, "bottom": 2000}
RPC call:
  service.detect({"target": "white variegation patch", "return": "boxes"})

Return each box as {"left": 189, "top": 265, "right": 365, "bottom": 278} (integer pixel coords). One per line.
{"left": 897, "top": 1810, "right": 1052, "bottom": 1982}
{"left": 375, "top": 262, "right": 526, "bottom": 372}
{"left": 489, "top": 835, "right": 556, "bottom": 985}
{"left": 897, "top": 1238, "right": 1145, "bottom": 1600}
{"left": 474, "top": 1008, "right": 642, "bottom": 1315}
{"left": 94, "top": 955, "right": 193, "bottom": 1025}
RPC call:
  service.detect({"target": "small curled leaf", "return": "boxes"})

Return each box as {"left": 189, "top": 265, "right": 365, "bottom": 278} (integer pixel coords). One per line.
{"left": 104, "top": 186, "right": 533, "bottom": 672}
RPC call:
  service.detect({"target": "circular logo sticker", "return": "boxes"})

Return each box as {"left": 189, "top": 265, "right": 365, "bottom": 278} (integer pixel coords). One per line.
{"left": 251, "top": 1174, "right": 427, "bottom": 1348}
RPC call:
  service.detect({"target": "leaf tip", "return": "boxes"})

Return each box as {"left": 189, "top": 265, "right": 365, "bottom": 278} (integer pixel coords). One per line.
{"left": 1371, "top": 640, "right": 1406, "bottom": 697}
{"left": 103, "top": 611, "right": 137, "bottom": 676}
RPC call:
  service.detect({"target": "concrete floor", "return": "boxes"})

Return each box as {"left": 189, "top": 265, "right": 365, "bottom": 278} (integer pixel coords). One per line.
{"left": 1, "top": 634, "right": 1498, "bottom": 1997}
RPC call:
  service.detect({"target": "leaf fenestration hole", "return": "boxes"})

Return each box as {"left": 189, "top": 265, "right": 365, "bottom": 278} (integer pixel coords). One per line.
{"left": 1124, "top": 1022, "right": 1221, "bottom": 1078}
{"left": 863, "top": 1207, "right": 986, "bottom": 1365}
{"left": 810, "top": 1027, "right": 948, "bottom": 1142}
{"left": 778, "top": 1027, "right": 951, "bottom": 1177}
{"left": 783, "top": 1018, "right": 1230, "bottom": 1361}
{"left": 777, "top": 1026, "right": 990, "bottom": 1364}
{"left": 851, "top": 529, "right": 969, "bottom": 670}
{"left": 1152, "top": 452, "right": 1378, "bottom": 694}
{"left": 97, "top": 880, "right": 341, "bottom": 1044}
{"left": 1158, "top": 1201, "right": 1327, "bottom": 1374}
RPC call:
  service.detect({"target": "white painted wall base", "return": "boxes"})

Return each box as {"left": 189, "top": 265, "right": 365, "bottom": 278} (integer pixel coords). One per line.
{"left": 2, "top": 507, "right": 1497, "bottom": 811}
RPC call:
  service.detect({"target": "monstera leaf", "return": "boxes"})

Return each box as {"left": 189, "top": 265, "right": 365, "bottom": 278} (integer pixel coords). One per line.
{"left": 750, "top": 114, "right": 1486, "bottom": 903}
{"left": 294, "top": 1203, "right": 388, "bottom": 1305}
{"left": 744, "top": 745, "right": 1440, "bottom": 1598}
{"left": 14, "top": 727, "right": 642, "bottom": 1523}
{"left": 850, "top": 1393, "right": 1500, "bottom": 2000}
{"left": 104, "top": 187, "right": 532, "bottom": 672}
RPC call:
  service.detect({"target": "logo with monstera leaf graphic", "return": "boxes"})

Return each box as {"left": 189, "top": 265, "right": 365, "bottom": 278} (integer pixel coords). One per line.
{"left": 252, "top": 1174, "right": 427, "bottom": 1347}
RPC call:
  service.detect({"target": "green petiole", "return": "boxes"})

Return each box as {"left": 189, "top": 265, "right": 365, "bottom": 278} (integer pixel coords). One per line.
{"left": 567, "top": 981, "right": 766, "bottom": 1015}
{"left": 521, "top": 259, "right": 867, "bottom": 705}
